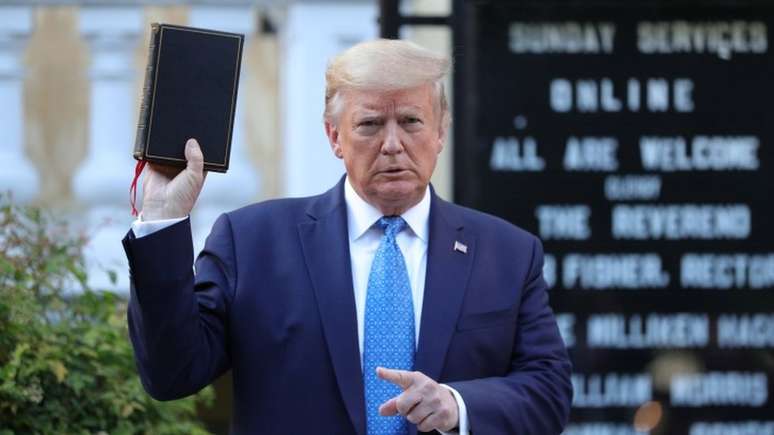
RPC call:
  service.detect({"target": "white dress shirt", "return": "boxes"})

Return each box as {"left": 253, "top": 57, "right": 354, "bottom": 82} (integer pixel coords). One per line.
{"left": 343, "top": 179, "right": 469, "bottom": 434}
{"left": 131, "top": 177, "right": 470, "bottom": 434}
{"left": 344, "top": 178, "right": 428, "bottom": 363}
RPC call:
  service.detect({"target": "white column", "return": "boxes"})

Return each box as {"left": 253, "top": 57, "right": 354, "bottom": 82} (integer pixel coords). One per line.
{"left": 74, "top": 6, "right": 142, "bottom": 204}
{"left": 281, "top": 2, "right": 378, "bottom": 198}
{"left": 188, "top": 5, "right": 260, "bottom": 251}
{"left": 0, "top": 6, "right": 38, "bottom": 202}
{"left": 73, "top": 6, "right": 143, "bottom": 293}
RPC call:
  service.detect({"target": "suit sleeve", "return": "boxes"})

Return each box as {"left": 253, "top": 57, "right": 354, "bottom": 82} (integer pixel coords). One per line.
{"left": 122, "top": 214, "right": 236, "bottom": 400}
{"left": 447, "top": 236, "right": 573, "bottom": 434}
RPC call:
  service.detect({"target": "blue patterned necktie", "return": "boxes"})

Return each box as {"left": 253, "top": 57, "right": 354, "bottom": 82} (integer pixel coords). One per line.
{"left": 363, "top": 216, "right": 415, "bottom": 435}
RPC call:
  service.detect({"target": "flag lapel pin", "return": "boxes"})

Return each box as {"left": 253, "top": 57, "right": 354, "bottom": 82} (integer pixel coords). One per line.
{"left": 454, "top": 241, "right": 468, "bottom": 254}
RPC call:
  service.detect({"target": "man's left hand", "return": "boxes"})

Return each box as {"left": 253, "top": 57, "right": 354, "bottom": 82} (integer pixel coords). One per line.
{"left": 377, "top": 367, "right": 459, "bottom": 432}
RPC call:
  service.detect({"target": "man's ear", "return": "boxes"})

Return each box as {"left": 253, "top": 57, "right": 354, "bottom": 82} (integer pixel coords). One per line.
{"left": 436, "top": 124, "right": 447, "bottom": 155}
{"left": 325, "top": 121, "right": 344, "bottom": 159}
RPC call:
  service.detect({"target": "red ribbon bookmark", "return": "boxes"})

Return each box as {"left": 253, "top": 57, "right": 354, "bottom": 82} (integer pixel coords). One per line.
{"left": 130, "top": 160, "right": 147, "bottom": 217}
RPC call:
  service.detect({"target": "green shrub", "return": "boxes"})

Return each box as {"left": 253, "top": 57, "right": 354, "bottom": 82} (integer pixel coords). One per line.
{"left": 0, "top": 195, "right": 213, "bottom": 434}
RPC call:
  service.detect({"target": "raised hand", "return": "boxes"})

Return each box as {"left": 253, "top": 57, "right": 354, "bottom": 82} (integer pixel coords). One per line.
{"left": 377, "top": 367, "right": 459, "bottom": 433}
{"left": 141, "top": 138, "right": 206, "bottom": 220}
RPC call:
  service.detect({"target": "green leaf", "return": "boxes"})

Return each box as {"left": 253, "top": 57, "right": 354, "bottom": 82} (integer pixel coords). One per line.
{"left": 0, "top": 257, "right": 14, "bottom": 275}
{"left": 49, "top": 360, "right": 67, "bottom": 383}
{"left": 0, "top": 194, "right": 213, "bottom": 434}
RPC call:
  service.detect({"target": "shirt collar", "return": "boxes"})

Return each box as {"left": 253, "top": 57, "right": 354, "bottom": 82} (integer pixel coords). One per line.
{"left": 344, "top": 176, "right": 430, "bottom": 243}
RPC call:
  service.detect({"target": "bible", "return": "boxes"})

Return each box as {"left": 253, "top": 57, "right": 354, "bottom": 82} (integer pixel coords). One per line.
{"left": 133, "top": 23, "right": 244, "bottom": 173}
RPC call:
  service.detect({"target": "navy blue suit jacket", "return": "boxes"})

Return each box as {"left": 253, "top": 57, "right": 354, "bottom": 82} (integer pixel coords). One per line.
{"left": 122, "top": 178, "right": 572, "bottom": 434}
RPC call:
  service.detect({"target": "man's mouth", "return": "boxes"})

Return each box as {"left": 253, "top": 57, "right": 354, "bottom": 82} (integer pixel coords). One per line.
{"left": 381, "top": 168, "right": 409, "bottom": 176}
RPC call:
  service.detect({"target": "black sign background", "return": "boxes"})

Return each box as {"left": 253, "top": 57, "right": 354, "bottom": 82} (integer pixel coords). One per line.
{"left": 452, "top": 1, "right": 774, "bottom": 432}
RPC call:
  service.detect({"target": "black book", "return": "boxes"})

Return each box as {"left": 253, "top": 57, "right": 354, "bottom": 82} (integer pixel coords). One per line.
{"left": 134, "top": 23, "right": 244, "bottom": 173}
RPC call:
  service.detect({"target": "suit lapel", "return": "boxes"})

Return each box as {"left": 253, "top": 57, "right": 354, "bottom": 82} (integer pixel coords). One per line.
{"left": 415, "top": 194, "right": 475, "bottom": 382}
{"left": 297, "top": 182, "right": 474, "bottom": 435}
{"left": 298, "top": 180, "right": 366, "bottom": 435}
{"left": 411, "top": 196, "right": 474, "bottom": 435}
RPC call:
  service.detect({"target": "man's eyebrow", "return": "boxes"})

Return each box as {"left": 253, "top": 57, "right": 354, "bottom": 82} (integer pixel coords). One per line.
{"left": 350, "top": 104, "right": 424, "bottom": 119}
{"left": 352, "top": 110, "right": 382, "bottom": 119}
{"left": 350, "top": 108, "right": 383, "bottom": 119}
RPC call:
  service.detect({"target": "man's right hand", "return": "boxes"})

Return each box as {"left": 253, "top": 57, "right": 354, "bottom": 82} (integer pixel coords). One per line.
{"left": 141, "top": 138, "right": 206, "bottom": 221}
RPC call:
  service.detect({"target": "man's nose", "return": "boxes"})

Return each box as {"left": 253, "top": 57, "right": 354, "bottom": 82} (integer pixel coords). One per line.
{"left": 381, "top": 121, "right": 404, "bottom": 155}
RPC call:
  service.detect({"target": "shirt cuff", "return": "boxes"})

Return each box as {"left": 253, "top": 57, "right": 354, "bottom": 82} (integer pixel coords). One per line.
{"left": 131, "top": 214, "right": 188, "bottom": 238}
{"left": 439, "top": 384, "right": 470, "bottom": 435}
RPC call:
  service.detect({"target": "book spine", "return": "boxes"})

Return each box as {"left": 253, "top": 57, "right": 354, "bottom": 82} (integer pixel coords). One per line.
{"left": 133, "top": 23, "right": 161, "bottom": 160}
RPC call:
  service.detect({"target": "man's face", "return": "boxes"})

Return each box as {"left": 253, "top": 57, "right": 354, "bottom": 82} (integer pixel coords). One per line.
{"left": 325, "top": 84, "right": 445, "bottom": 215}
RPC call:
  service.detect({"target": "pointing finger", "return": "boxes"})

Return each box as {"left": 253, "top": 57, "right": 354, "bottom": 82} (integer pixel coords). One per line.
{"left": 377, "top": 367, "right": 415, "bottom": 390}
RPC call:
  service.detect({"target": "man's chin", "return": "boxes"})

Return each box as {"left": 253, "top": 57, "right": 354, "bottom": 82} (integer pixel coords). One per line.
{"left": 377, "top": 180, "right": 418, "bottom": 196}
{"left": 370, "top": 182, "right": 425, "bottom": 213}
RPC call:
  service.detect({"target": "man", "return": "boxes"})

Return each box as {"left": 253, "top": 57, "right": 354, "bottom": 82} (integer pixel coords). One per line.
{"left": 123, "top": 39, "right": 572, "bottom": 434}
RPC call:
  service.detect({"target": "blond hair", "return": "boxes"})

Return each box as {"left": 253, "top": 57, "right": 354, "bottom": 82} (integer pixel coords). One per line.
{"left": 324, "top": 39, "right": 450, "bottom": 129}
